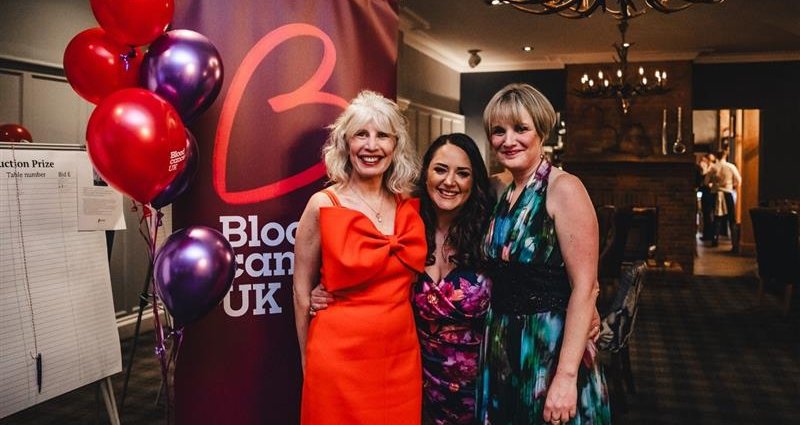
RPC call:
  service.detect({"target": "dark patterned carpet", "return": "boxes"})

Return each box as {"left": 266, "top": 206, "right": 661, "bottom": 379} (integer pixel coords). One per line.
{"left": 2, "top": 274, "right": 798, "bottom": 425}
{"left": 616, "top": 274, "right": 800, "bottom": 425}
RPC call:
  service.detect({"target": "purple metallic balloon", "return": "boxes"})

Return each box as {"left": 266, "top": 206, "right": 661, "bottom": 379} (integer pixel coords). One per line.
{"left": 150, "top": 129, "right": 199, "bottom": 209}
{"left": 140, "top": 29, "right": 223, "bottom": 122}
{"left": 154, "top": 226, "right": 236, "bottom": 326}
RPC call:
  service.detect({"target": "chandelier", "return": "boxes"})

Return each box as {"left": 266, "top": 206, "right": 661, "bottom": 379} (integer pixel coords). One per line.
{"left": 575, "top": 18, "right": 667, "bottom": 113}
{"left": 485, "top": 0, "right": 725, "bottom": 20}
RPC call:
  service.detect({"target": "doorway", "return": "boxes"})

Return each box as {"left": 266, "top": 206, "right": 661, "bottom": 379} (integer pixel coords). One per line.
{"left": 693, "top": 109, "right": 760, "bottom": 275}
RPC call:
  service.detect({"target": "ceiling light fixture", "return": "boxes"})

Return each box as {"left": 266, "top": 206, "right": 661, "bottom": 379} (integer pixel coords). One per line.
{"left": 575, "top": 17, "right": 667, "bottom": 114}
{"left": 522, "top": 45, "right": 534, "bottom": 52}
{"left": 468, "top": 49, "right": 482, "bottom": 68}
{"left": 485, "top": 0, "right": 724, "bottom": 20}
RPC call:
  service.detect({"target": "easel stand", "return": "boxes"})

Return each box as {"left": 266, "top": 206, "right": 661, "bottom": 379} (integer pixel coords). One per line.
{"left": 120, "top": 260, "right": 154, "bottom": 409}
{"left": 99, "top": 377, "right": 121, "bottom": 425}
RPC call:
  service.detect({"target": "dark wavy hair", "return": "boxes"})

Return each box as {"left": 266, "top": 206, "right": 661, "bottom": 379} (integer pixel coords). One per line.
{"left": 415, "top": 133, "right": 495, "bottom": 268}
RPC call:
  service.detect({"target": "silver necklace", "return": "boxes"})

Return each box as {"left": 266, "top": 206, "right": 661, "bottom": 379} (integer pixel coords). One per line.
{"left": 351, "top": 186, "right": 386, "bottom": 223}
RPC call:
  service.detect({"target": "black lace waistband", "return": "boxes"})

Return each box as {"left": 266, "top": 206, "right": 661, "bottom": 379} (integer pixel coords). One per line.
{"left": 487, "top": 261, "right": 571, "bottom": 314}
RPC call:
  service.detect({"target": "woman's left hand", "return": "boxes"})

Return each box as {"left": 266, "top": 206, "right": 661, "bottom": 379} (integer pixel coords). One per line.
{"left": 543, "top": 371, "right": 578, "bottom": 425}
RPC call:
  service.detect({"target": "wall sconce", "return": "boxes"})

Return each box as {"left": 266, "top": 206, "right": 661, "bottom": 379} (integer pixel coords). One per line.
{"left": 468, "top": 49, "right": 482, "bottom": 68}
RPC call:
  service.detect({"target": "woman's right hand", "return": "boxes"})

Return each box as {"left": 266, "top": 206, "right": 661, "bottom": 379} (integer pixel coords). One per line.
{"left": 309, "top": 284, "right": 335, "bottom": 316}
{"left": 588, "top": 307, "right": 601, "bottom": 341}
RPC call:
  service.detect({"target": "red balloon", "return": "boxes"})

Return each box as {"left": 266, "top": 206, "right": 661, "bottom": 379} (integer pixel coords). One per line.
{"left": 90, "top": 0, "right": 174, "bottom": 47}
{"left": 63, "top": 28, "right": 142, "bottom": 104}
{"left": 0, "top": 124, "right": 33, "bottom": 143}
{"left": 86, "top": 88, "right": 187, "bottom": 204}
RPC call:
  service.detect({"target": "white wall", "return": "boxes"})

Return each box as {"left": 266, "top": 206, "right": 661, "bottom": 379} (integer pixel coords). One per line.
{"left": 398, "top": 40, "right": 461, "bottom": 114}
{"left": 0, "top": 0, "right": 96, "bottom": 67}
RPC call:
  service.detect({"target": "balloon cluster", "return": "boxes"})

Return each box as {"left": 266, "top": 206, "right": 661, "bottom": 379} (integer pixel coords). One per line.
{"left": 64, "top": 0, "right": 222, "bottom": 208}
{"left": 62, "top": 2, "right": 233, "bottom": 337}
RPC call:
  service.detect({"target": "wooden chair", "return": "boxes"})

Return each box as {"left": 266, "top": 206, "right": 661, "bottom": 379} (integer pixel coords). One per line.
{"left": 623, "top": 207, "right": 658, "bottom": 262}
{"left": 596, "top": 205, "right": 616, "bottom": 257}
{"left": 749, "top": 207, "right": 799, "bottom": 316}
{"left": 598, "top": 207, "right": 633, "bottom": 310}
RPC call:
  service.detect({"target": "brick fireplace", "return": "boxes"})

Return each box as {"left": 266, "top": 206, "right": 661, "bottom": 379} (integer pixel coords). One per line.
{"left": 564, "top": 60, "right": 696, "bottom": 274}
{"left": 565, "top": 161, "right": 696, "bottom": 274}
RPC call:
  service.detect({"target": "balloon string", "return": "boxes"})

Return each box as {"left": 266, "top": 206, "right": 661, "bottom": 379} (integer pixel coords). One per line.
{"left": 134, "top": 200, "right": 153, "bottom": 260}
{"left": 120, "top": 48, "right": 136, "bottom": 72}
{"left": 151, "top": 290, "right": 171, "bottom": 422}
{"left": 167, "top": 328, "right": 184, "bottom": 382}
{"left": 148, "top": 204, "right": 172, "bottom": 422}
{"left": 147, "top": 204, "right": 159, "bottom": 263}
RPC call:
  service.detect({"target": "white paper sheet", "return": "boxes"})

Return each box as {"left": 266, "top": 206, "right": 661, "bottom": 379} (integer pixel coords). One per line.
{"left": 76, "top": 163, "right": 126, "bottom": 231}
{"left": 0, "top": 148, "right": 122, "bottom": 419}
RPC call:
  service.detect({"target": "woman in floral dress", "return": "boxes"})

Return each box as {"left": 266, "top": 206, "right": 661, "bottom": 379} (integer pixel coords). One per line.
{"left": 412, "top": 133, "right": 494, "bottom": 424}
{"left": 476, "top": 83, "right": 610, "bottom": 425}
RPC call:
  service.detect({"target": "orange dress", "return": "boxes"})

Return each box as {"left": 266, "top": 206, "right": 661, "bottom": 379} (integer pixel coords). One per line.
{"left": 300, "top": 191, "right": 427, "bottom": 425}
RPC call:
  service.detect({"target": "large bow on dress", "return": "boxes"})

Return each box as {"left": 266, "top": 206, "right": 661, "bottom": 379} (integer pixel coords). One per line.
{"left": 319, "top": 198, "right": 426, "bottom": 292}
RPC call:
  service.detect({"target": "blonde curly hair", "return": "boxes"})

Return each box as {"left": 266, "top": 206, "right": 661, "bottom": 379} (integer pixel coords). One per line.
{"left": 322, "top": 90, "right": 418, "bottom": 194}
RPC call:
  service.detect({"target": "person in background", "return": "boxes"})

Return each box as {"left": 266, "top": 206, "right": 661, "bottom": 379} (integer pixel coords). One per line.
{"left": 477, "top": 83, "right": 610, "bottom": 425}
{"left": 293, "top": 90, "right": 426, "bottom": 425}
{"left": 709, "top": 147, "right": 741, "bottom": 248}
{"left": 698, "top": 152, "right": 718, "bottom": 242}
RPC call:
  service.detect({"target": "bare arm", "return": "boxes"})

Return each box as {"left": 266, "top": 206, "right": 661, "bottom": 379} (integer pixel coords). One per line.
{"left": 543, "top": 171, "right": 600, "bottom": 422}
{"left": 293, "top": 192, "right": 329, "bottom": 372}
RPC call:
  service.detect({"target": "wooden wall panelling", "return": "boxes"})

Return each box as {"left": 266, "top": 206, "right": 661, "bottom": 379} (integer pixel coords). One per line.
{"left": 0, "top": 69, "right": 23, "bottom": 124}
{"left": 399, "top": 99, "right": 466, "bottom": 158}
{"left": 739, "top": 109, "right": 760, "bottom": 254}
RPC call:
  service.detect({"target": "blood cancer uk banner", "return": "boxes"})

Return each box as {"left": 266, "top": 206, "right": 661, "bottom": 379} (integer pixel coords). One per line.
{"left": 172, "top": 1, "right": 399, "bottom": 423}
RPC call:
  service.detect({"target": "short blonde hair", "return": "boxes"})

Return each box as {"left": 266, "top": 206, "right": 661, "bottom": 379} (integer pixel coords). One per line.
{"left": 322, "top": 90, "right": 418, "bottom": 194}
{"left": 483, "top": 83, "right": 556, "bottom": 142}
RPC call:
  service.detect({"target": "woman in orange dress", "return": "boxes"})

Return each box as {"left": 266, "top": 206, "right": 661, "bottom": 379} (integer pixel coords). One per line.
{"left": 293, "top": 90, "right": 426, "bottom": 425}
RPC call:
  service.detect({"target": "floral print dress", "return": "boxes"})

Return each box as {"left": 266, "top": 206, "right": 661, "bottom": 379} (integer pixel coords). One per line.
{"left": 476, "top": 160, "right": 611, "bottom": 425}
{"left": 413, "top": 268, "right": 492, "bottom": 425}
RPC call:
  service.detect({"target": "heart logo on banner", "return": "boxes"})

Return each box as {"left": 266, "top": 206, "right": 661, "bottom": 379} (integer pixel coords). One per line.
{"left": 213, "top": 23, "right": 348, "bottom": 205}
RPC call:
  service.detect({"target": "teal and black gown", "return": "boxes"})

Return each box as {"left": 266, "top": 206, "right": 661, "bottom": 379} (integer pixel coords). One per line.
{"left": 476, "top": 160, "right": 611, "bottom": 425}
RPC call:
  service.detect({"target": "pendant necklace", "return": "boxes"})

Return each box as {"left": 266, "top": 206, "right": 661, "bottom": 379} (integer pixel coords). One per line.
{"left": 352, "top": 186, "right": 385, "bottom": 223}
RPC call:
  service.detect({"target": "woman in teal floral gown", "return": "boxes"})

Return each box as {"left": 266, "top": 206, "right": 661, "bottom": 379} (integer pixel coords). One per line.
{"left": 476, "top": 83, "right": 610, "bottom": 425}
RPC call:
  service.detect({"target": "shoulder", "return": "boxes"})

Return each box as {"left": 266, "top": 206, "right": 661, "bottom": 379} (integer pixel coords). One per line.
{"left": 547, "top": 167, "right": 586, "bottom": 200}
{"left": 304, "top": 189, "right": 336, "bottom": 212}
{"left": 546, "top": 168, "right": 591, "bottom": 216}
